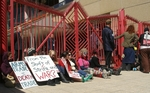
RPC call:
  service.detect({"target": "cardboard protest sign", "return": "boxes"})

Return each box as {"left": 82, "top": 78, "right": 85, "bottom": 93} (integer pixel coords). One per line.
{"left": 9, "top": 61, "right": 38, "bottom": 89}
{"left": 24, "top": 55, "right": 59, "bottom": 82}
{"left": 61, "top": 58, "right": 81, "bottom": 79}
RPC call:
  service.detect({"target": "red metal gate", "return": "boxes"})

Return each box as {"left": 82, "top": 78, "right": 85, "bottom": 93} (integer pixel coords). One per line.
{"left": 2, "top": 0, "right": 150, "bottom": 68}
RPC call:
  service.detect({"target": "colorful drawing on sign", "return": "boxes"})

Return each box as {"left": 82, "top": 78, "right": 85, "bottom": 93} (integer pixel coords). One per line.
{"left": 9, "top": 61, "right": 38, "bottom": 89}
{"left": 24, "top": 55, "right": 59, "bottom": 82}
{"left": 61, "top": 58, "right": 81, "bottom": 79}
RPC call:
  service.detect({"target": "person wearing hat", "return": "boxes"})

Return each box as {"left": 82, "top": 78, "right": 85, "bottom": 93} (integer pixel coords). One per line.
{"left": 139, "top": 27, "right": 150, "bottom": 73}
{"left": 27, "top": 47, "right": 37, "bottom": 56}
{"left": 102, "top": 19, "right": 116, "bottom": 69}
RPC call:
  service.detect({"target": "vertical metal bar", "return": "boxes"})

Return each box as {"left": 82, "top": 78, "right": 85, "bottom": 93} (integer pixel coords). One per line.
{"left": 119, "top": 9, "right": 125, "bottom": 57}
{"left": 87, "top": 18, "right": 90, "bottom": 59}
{"left": 63, "top": 17, "right": 66, "bottom": 51}
{"left": 10, "top": 0, "right": 14, "bottom": 59}
{"left": 1, "top": 0, "right": 7, "bottom": 62}
{"left": 74, "top": 3, "right": 79, "bottom": 60}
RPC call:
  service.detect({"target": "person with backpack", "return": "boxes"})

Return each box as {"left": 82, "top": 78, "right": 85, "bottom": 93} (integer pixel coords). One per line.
{"left": 139, "top": 27, "right": 150, "bottom": 73}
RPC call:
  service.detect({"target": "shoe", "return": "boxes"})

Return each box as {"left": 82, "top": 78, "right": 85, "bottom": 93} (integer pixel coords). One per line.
{"left": 55, "top": 78, "right": 61, "bottom": 84}
{"left": 58, "top": 73, "right": 70, "bottom": 83}
{"left": 82, "top": 74, "right": 93, "bottom": 82}
{"left": 15, "top": 83, "right": 22, "bottom": 89}
{"left": 107, "top": 69, "right": 113, "bottom": 76}
{"left": 102, "top": 69, "right": 108, "bottom": 79}
{"left": 70, "top": 79, "right": 74, "bottom": 83}
{"left": 47, "top": 79, "right": 56, "bottom": 86}
{"left": 113, "top": 67, "right": 122, "bottom": 75}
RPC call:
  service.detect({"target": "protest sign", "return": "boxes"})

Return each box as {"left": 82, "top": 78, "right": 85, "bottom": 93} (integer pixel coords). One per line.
{"left": 61, "top": 58, "right": 81, "bottom": 79}
{"left": 24, "top": 55, "right": 59, "bottom": 82}
{"left": 9, "top": 61, "right": 38, "bottom": 89}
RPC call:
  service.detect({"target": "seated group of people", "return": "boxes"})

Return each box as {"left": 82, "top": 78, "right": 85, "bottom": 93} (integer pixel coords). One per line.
{"left": 0, "top": 47, "right": 121, "bottom": 88}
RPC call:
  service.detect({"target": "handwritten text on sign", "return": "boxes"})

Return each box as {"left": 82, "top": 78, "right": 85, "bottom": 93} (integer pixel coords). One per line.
{"left": 25, "top": 55, "right": 59, "bottom": 81}
{"left": 9, "top": 61, "right": 38, "bottom": 89}
{"left": 61, "top": 58, "right": 81, "bottom": 79}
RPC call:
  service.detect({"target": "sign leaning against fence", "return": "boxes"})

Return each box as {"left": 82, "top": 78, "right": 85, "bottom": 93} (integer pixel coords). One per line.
{"left": 24, "top": 55, "right": 59, "bottom": 82}
{"left": 9, "top": 61, "right": 38, "bottom": 89}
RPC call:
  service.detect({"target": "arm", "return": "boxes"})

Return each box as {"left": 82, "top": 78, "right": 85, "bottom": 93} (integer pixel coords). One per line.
{"left": 114, "top": 33, "right": 124, "bottom": 39}
{"left": 133, "top": 34, "right": 139, "bottom": 44}
{"left": 93, "top": 57, "right": 101, "bottom": 67}
{"left": 139, "top": 34, "right": 143, "bottom": 44}
{"left": 108, "top": 31, "right": 116, "bottom": 50}
{"left": 1, "top": 63, "right": 13, "bottom": 76}
{"left": 78, "top": 58, "right": 86, "bottom": 70}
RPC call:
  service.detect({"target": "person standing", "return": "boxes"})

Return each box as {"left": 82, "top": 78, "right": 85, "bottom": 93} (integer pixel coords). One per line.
{"left": 14, "top": 26, "right": 23, "bottom": 61}
{"left": 115, "top": 25, "right": 139, "bottom": 70}
{"left": 48, "top": 34, "right": 55, "bottom": 50}
{"left": 102, "top": 19, "right": 116, "bottom": 69}
{"left": 139, "top": 27, "right": 150, "bottom": 73}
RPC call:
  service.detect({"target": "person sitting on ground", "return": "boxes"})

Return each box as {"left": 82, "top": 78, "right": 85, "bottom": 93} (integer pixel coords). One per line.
{"left": 78, "top": 48, "right": 110, "bottom": 79}
{"left": 47, "top": 50, "right": 69, "bottom": 86}
{"left": 67, "top": 52, "right": 93, "bottom": 82}
{"left": 58, "top": 51, "right": 75, "bottom": 83}
{"left": 90, "top": 50, "right": 122, "bottom": 77}
{"left": 89, "top": 51, "right": 111, "bottom": 78}
{"left": 1, "top": 52, "right": 18, "bottom": 88}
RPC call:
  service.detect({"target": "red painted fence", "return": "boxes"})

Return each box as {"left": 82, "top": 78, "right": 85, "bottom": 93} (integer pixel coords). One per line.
{"left": 1, "top": 1, "right": 150, "bottom": 69}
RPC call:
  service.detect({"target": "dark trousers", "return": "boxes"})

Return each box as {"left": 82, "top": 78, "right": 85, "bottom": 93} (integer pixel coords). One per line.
{"left": 15, "top": 50, "right": 22, "bottom": 61}
{"left": 140, "top": 48, "right": 150, "bottom": 73}
{"left": 104, "top": 51, "right": 112, "bottom": 68}
{"left": 56, "top": 65, "right": 66, "bottom": 74}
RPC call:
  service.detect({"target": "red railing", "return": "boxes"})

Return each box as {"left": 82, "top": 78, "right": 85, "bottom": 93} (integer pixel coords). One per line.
{"left": 1, "top": 1, "right": 150, "bottom": 68}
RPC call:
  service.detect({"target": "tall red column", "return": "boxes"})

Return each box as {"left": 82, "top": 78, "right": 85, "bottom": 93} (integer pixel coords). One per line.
{"left": 119, "top": 9, "right": 126, "bottom": 57}
{"left": 0, "top": 0, "right": 7, "bottom": 64}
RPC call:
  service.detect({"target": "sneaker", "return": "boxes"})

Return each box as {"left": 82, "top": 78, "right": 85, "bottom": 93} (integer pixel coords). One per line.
{"left": 102, "top": 69, "right": 108, "bottom": 79}
{"left": 82, "top": 74, "right": 93, "bottom": 82}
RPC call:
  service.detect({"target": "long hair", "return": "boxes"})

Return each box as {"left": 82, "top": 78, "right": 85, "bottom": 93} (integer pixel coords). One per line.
{"left": 48, "top": 50, "right": 57, "bottom": 62}
{"left": 126, "top": 25, "right": 135, "bottom": 34}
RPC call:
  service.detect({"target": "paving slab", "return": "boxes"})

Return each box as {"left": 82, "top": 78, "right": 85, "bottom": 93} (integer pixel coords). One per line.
{"left": 0, "top": 71, "right": 150, "bottom": 93}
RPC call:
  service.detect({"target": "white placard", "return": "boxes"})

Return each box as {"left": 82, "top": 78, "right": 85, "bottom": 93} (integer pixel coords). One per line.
{"left": 9, "top": 61, "right": 38, "bottom": 89}
{"left": 24, "top": 55, "right": 59, "bottom": 82}
{"left": 61, "top": 58, "right": 81, "bottom": 79}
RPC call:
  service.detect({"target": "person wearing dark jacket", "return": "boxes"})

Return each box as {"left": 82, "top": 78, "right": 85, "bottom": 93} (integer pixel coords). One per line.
{"left": 90, "top": 51, "right": 121, "bottom": 76}
{"left": 14, "top": 26, "right": 23, "bottom": 61}
{"left": 139, "top": 27, "right": 150, "bottom": 73}
{"left": 1, "top": 52, "right": 14, "bottom": 76}
{"left": 102, "top": 19, "right": 115, "bottom": 69}
{"left": 1, "top": 52, "right": 19, "bottom": 88}
{"left": 47, "top": 34, "right": 55, "bottom": 50}
{"left": 89, "top": 51, "right": 101, "bottom": 68}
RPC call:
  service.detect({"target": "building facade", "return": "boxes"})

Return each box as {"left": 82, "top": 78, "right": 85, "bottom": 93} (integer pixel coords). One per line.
{"left": 79, "top": 0, "right": 150, "bottom": 22}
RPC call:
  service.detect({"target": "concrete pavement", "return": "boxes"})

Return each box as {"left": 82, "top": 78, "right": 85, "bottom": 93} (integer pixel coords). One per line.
{"left": 0, "top": 71, "right": 150, "bottom": 93}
